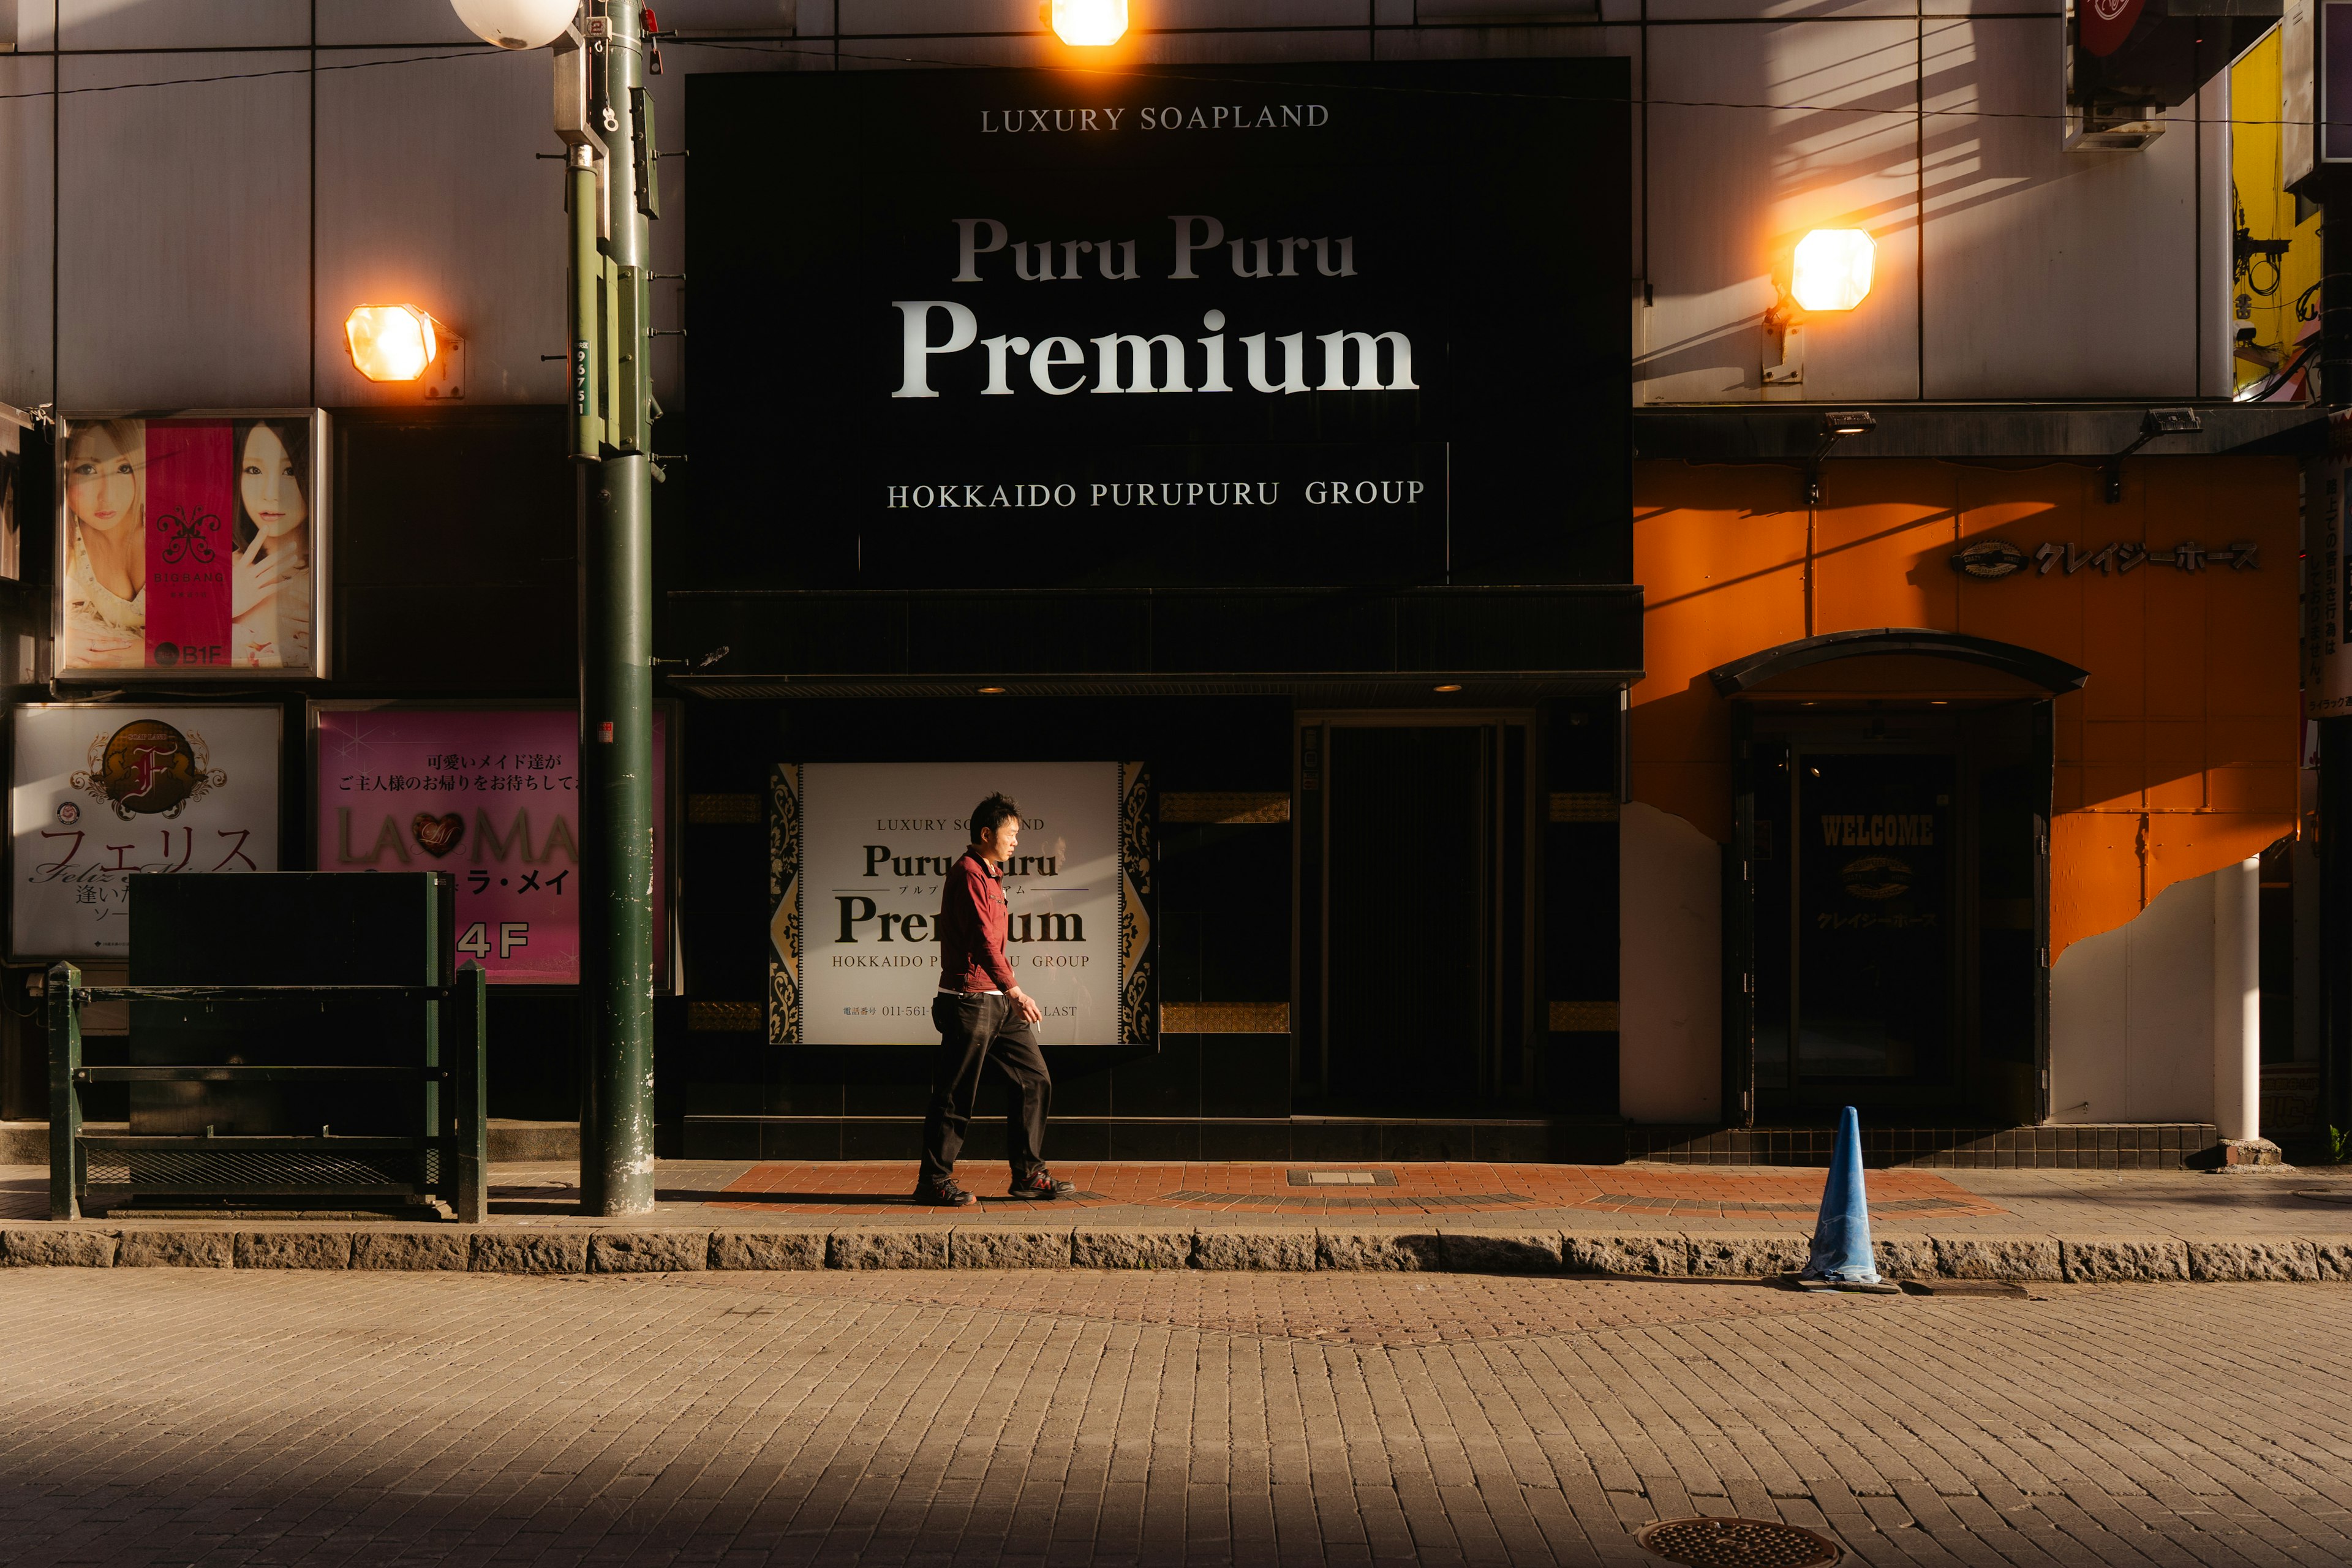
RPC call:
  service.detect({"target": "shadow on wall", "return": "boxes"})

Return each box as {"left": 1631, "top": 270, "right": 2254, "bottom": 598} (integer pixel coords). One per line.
{"left": 1637, "top": 13, "right": 2204, "bottom": 401}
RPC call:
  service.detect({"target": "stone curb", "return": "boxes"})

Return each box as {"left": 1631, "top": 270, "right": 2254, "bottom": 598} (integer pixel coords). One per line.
{"left": 2, "top": 1224, "right": 2347, "bottom": 1283}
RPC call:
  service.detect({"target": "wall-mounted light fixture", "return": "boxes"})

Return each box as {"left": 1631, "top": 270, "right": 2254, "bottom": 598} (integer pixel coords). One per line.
{"left": 1763, "top": 228, "right": 1877, "bottom": 387}
{"left": 1049, "top": 0, "right": 1128, "bottom": 45}
{"left": 344, "top": 303, "right": 465, "bottom": 399}
{"left": 1791, "top": 229, "right": 1875, "bottom": 313}
{"left": 2103, "top": 406, "right": 2199, "bottom": 503}
{"left": 1805, "top": 410, "right": 1876, "bottom": 505}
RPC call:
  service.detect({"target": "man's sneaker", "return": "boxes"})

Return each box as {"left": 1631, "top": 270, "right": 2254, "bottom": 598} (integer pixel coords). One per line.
{"left": 913, "top": 1176, "right": 977, "bottom": 1208}
{"left": 1008, "top": 1169, "right": 1076, "bottom": 1200}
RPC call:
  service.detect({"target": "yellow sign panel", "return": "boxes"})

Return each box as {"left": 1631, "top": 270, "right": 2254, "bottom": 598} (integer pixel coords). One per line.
{"left": 2230, "top": 29, "right": 2325, "bottom": 400}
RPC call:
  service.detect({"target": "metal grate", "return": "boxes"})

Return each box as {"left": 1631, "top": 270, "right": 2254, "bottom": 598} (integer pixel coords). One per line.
{"left": 92, "top": 1148, "right": 439, "bottom": 1193}
{"left": 1637, "top": 1518, "right": 1841, "bottom": 1567}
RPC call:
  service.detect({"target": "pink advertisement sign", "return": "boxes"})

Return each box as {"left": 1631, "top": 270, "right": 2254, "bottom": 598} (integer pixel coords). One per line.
{"left": 314, "top": 707, "right": 668, "bottom": 985}
{"left": 59, "top": 414, "right": 323, "bottom": 675}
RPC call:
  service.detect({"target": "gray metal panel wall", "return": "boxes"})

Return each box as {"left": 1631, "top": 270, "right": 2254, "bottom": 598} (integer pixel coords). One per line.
{"left": 56, "top": 48, "right": 312, "bottom": 409}
{"left": 0, "top": 0, "right": 2242, "bottom": 413}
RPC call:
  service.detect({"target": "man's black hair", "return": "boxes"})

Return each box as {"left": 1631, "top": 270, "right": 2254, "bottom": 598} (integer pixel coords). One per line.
{"left": 970, "top": 793, "right": 1022, "bottom": 842}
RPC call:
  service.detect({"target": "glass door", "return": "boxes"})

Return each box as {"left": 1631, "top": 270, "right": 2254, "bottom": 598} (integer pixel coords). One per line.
{"left": 1790, "top": 752, "right": 1956, "bottom": 1082}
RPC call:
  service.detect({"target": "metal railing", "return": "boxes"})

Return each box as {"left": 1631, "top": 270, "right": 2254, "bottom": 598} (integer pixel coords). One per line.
{"left": 47, "top": 963, "right": 488, "bottom": 1223}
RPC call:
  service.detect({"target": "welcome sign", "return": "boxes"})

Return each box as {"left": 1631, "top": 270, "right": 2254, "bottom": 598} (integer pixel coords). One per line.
{"left": 689, "top": 61, "right": 1629, "bottom": 590}
{"left": 770, "top": 762, "right": 1152, "bottom": 1046}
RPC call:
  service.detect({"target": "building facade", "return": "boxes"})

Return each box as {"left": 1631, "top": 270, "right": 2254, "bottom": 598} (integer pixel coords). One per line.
{"left": 0, "top": 0, "right": 2319, "bottom": 1166}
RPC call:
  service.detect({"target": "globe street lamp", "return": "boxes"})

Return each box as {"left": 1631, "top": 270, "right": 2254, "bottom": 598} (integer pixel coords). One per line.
{"left": 451, "top": 0, "right": 659, "bottom": 1216}
{"left": 452, "top": 0, "right": 579, "bottom": 48}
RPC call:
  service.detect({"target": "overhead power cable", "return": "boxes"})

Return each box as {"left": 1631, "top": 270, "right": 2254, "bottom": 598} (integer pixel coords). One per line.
{"left": 677, "top": 36, "right": 2297, "bottom": 128}
{"left": 0, "top": 33, "right": 2305, "bottom": 131}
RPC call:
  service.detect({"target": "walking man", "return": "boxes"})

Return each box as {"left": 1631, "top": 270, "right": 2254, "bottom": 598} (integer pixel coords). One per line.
{"left": 915, "top": 793, "right": 1076, "bottom": 1207}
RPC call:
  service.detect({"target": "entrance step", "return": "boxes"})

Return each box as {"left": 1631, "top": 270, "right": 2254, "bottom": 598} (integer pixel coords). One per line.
{"left": 0, "top": 1121, "right": 124, "bottom": 1163}
{"left": 1629, "top": 1122, "right": 2219, "bottom": 1170}
{"left": 488, "top": 1120, "right": 579, "bottom": 1161}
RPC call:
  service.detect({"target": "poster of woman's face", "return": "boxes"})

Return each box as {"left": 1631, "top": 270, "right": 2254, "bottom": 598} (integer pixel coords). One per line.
{"left": 56, "top": 410, "right": 329, "bottom": 678}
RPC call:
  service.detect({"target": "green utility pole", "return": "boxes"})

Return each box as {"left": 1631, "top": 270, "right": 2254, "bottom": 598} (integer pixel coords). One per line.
{"left": 557, "top": 1, "right": 659, "bottom": 1215}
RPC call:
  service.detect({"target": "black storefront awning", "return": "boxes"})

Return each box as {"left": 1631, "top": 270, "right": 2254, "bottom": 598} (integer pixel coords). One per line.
{"left": 1634, "top": 401, "right": 2324, "bottom": 462}
{"left": 663, "top": 584, "right": 1642, "bottom": 702}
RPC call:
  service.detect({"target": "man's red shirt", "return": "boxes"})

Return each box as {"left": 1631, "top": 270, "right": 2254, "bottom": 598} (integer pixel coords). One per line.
{"left": 937, "top": 848, "right": 1017, "bottom": 993}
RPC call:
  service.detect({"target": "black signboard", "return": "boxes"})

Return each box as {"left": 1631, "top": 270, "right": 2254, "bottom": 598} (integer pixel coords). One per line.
{"left": 687, "top": 61, "right": 1630, "bottom": 592}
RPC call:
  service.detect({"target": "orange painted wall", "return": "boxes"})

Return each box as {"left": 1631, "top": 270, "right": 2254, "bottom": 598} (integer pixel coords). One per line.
{"left": 1630, "top": 457, "right": 2301, "bottom": 962}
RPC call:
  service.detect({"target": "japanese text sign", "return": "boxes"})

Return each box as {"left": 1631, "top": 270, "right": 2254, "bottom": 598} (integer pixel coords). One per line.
{"left": 2310, "top": 414, "right": 2352, "bottom": 718}
{"left": 315, "top": 707, "right": 668, "bottom": 985}
{"left": 10, "top": 704, "right": 282, "bottom": 959}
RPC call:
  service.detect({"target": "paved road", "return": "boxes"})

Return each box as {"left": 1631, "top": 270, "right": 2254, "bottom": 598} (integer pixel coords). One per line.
{"left": 2, "top": 1268, "right": 2348, "bottom": 1566}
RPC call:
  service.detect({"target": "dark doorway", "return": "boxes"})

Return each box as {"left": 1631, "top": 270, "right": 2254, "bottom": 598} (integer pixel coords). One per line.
{"left": 1793, "top": 752, "right": 1955, "bottom": 1081}
{"left": 1319, "top": 724, "right": 1498, "bottom": 1112}
{"left": 1757, "top": 744, "right": 1956, "bottom": 1088}
{"left": 1741, "top": 703, "right": 2049, "bottom": 1121}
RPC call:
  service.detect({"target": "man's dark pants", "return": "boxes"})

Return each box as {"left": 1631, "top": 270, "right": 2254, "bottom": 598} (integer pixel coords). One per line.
{"left": 919, "top": 990, "right": 1052, "bottom": 1183}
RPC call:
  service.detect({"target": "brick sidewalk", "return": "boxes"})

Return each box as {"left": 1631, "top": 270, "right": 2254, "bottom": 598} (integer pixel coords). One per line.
{"left": 704, "top": 1161, "right": 2011, "bottom": 1221}
{"left": 3, "top": 1265, "right": 2350, "bottom": 1565}
{"left": 462, "top": 1158, "right": 2352, "bottom": 1240}
{"left": 6, "top": 1158, "right": 2351, "bottom": 1284}
{"left": 9, "top": 1157, "right": 2352, "bottom": 1236}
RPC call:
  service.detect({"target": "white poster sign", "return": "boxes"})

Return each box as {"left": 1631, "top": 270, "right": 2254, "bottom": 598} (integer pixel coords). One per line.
{"left": 770, "top": 761, "right": 1150, "bottom": 1046}
{"left": 10, "top": 704, "right": 282, "bottom": 959}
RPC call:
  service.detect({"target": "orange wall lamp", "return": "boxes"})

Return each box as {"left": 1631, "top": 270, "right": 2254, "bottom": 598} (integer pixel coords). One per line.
{"left": 1763, "top": 228, "right": 1876, "bottom": 388}
{"left": 344, "top": 303, "right": 465, "bottom": 399}
{"left": 1050, "top": 0, "right": 1127, "bottom": 45}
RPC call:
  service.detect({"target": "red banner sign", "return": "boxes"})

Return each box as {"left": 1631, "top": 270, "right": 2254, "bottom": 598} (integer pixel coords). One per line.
{"left": 142, "top": 420, "right": 233, "bottom": 668}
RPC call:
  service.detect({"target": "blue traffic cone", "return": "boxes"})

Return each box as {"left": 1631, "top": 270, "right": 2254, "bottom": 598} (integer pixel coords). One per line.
{"left": 1800, "top": 1106, "right": 1888, "bottom": 1288}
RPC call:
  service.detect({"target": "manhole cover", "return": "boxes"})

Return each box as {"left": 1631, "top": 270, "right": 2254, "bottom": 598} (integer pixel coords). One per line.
{"left": 1636, "top": 1516, "right": 1841, "bottom": 1567}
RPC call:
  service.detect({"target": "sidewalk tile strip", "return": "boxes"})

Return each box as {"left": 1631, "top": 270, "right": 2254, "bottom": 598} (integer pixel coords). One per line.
{"left": 706, "top": 1163, "right": 2010, "bottom": 1220}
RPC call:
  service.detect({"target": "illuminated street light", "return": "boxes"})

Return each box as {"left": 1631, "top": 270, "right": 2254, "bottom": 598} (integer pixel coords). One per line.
{"left": 343, "top": 304, "right": 443, "bottom": 382}
{"left": 1052, "top": 0, "right": 1128, "bottom": 45}
{"left": 451, "top": 0, "right": 579, "bottom": 49}
{"left": 1790, "top": 228, "right": 1876, "bottom": 312}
